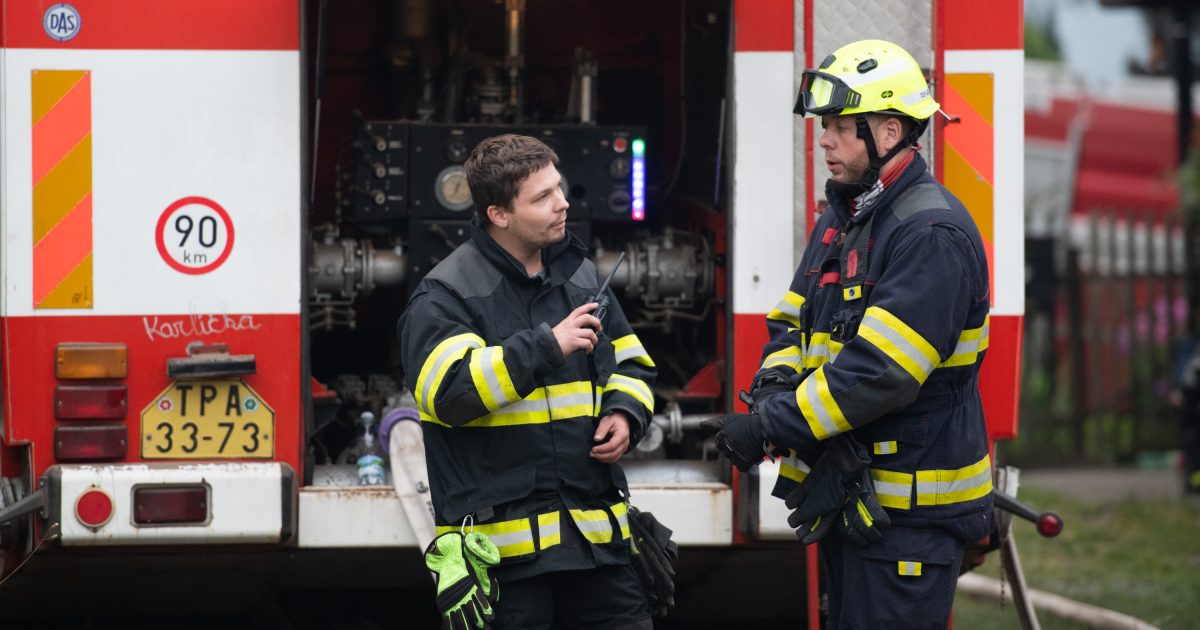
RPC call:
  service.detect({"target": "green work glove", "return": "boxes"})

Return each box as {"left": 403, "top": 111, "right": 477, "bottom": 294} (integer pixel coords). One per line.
{"left": 424, "top": 532, "right": 495, "bottom": 630}
{"left": 837, "top": 468, "right": 891, "bottom": 547}
{"left": 464, "top": 531, "right": 501, "bottom": 606}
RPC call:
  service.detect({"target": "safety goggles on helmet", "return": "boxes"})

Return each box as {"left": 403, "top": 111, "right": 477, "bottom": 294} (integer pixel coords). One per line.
{"left": 794, "top": 69, "right": 862, "bottom": 117}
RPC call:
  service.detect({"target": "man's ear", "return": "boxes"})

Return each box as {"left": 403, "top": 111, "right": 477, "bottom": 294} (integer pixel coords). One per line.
{"left": 486, "top": 204, "right": 509, "bottom": 228}
{"left": 884, "top": 117, "right": 905, "bottom": 152}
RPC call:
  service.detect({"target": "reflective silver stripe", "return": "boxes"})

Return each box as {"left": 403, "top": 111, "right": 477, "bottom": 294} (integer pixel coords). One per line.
{"left": 539, "top": 518, "right": 560, "bottom": 542}
{"left": 943, "top": 316, "right": 991, "bottom": 367}
{"left": 417, "top": 334, "right": 485, "bottom": 415}
{"left": 840, "top": 59, "right": 913, "bottom": 89}
{"left": 613, "top": 334, "right": 655, "bottom": 367}
{"left": 547, "top": 390, "right": 596, "bottom": 420}
{"left": 471, "top": 346, "right": 520, "bottom": 411}
{"left": 859, "top": 312, "right": 937, "bottom": 382}
{"left": 898, "top": 561, "right": 922, "bottom": 576}
{"left": 607, "top": 374, "right": 654, "bottom": 411}
{"left": 916, "top": 455, "right": 993, "bottom": 506}
{"left": 870, "top": 468, "right": 914, "bottom": 510}
{"left": 767, "top": 292, "right": 805, "bottom": 328}
{"left": 486, "top": 529, "right": 534, "bottom": 550}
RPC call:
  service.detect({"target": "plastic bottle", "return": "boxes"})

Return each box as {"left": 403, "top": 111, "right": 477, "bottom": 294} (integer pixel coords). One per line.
{"left": 355, "top": 411, "right": 387, "bottom": 486}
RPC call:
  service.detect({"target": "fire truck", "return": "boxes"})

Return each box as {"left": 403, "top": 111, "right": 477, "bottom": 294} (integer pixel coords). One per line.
{"left": 0, "top": 0, "right": 1027, "bottom": 625}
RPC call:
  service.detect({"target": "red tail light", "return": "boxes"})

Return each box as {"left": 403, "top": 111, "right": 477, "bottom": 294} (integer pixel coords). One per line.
{"left": 55, "top": 385, "right": 128, "bottom": 419}
{"left": 133, "top": 486, "right": 209, "bottom": 525}
{"left": 75, "top": 488, "right": 115, "bottom": 528}
{"left": 54, "top": 425, "right": 128, "bottom": 461}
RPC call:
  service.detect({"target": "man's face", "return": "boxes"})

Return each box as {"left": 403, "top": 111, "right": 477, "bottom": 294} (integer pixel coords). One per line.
{"left": 818, "top": 114, "right": 869, "bottom": 184}
{"left": 500, "top": 163, "right": 569, "bottom": 251}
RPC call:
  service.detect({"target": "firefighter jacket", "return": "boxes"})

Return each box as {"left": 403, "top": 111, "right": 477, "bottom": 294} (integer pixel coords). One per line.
{"left": 399, "top": 221, "right": 657, "bottom": 581}
{"left": 756, "top": 153, "right": 994, "bottom": 541}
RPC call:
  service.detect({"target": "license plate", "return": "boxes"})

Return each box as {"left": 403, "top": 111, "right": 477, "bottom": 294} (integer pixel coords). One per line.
{"left": 141, "top": 379, "right": 275, "bottom": 459}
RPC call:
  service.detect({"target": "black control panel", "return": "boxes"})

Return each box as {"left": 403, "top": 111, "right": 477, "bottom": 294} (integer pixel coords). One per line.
{"left": 352, "top": 121, "right": 409, "bottom": 222}
{"left": 356, "top": 122, "right": 646, "bottom": 222}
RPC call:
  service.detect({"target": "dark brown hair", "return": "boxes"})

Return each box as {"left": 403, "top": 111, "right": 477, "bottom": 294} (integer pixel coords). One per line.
{"left": 464, "top": 134, "right": 559, "bottom": 223}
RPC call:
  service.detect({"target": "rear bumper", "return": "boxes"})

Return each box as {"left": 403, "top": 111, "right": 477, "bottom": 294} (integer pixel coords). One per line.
{"left": 45, "top": 462, "right": 295, "bottom": 546}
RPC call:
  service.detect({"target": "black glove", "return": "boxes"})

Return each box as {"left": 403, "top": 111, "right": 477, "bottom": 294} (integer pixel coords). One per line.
{"left": 837, "top": 468, "right": 891, "bottom": 546}
{"left": 700, "top": 413, "right": 771, "bottom": 472}
{"left": 784, "top": 435, "right": 873, "bottom": 545}
{"left": 744, "top": 372, "right": 802, "bottom": 413}
{"left": 628, "top": 506, "right": 678, "bottom": 618}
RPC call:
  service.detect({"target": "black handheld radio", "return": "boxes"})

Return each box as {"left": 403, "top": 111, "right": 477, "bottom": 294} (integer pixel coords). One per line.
{"left": 589, "top": 252, "right": 625, "bottom": 326}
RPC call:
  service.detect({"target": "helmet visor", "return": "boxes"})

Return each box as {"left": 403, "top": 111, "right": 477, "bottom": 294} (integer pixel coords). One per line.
{"left": 794, "top": 70, "right": 861, "bottom": 117}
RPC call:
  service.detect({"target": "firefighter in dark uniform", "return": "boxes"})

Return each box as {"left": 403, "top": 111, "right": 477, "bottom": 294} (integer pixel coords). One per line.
{"left": 704, "top": 40, "right": 994, "bottom": 629}
{"left": 399, "top": 134, "right": 655, "bottom": 630}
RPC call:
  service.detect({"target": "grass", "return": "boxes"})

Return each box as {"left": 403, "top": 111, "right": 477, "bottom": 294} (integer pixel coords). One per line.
{"left": 952, "top": 484, "right": 1200, "bottom": 629}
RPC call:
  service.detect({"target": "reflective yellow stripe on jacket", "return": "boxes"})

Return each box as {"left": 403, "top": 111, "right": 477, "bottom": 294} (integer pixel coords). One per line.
{"left": 435, "top": 501, "right": 629, "bottom": 559}
{"left": 869, "top": 454, "right": 993, "bottom": 510}
{"left": 941, "top": 315, "right": 990, "bottom": 367}
{"left": 421, "top": 380, "right": 603, "bottom": 427}
{"left": 415, "top": 333, "right": 485, "bottom": 418}
{"left": 613, "top": 334, "right": 655, "bottom": 367}
{"left": 767, "top": 291, "right": 805, "bottom": 328}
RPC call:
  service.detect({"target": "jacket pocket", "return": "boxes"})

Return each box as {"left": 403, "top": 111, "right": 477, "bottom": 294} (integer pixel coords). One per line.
{"left": 437, "top": 461, "right": 537, "bottom": 524}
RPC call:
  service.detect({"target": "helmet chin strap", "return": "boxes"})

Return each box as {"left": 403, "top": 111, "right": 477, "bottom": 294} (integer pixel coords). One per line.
{"left": 843, "top": 113, "right": 927, "bottom": 194}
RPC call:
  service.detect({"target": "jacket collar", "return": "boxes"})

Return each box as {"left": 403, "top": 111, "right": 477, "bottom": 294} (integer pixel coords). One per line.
{"left": 825, "top": 152, "right": 928, "bottom": 226}
{"left": 469, "top": 216, "right": 588, "bottom": 286}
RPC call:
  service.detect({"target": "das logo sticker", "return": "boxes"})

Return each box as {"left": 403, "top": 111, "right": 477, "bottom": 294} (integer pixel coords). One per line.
{"left": 43, "top": 3, "right": 82, "bottom": 42}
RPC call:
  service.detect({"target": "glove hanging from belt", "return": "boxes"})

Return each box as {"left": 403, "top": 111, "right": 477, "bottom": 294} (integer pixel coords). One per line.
{"left": 424, "top": 530, "right": 501, "bottom": 630}
{"left": 628, "top": 505, "right": 679, "bottom": 618}
{"left": 784, "top": 434, "right": 890, "bottom": 546}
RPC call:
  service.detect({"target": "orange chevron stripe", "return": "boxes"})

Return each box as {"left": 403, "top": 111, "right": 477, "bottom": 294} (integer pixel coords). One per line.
{"left": 944, "top": 144, "right": 994, "bottom": 245}
{"left": 31, "top": 70, "right": 86, "bottom": 124}
{"left": 945, "top": 74, "right": 993, "bottom": 126}
{"left": 34, "top": 193, "right": 93, "bottom": 306}
{"left": 943, "top": 78, "right": 994, "bottom": 187}
{"left": 33, "top": 69, "right": 93, "bottom": 310}
{"left": 32, "top": 72, "right": 91, "bottom": 185}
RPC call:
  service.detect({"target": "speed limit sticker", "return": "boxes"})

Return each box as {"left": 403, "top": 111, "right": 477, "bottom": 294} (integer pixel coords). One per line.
{"left": 155, "top": 196, "right": 236, "bottom": 274}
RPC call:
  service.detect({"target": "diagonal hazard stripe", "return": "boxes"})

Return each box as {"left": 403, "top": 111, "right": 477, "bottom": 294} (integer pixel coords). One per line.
{"left": 944, "top": 144, "right": 994, "bottom": 245}
{"left": 943, "top": 78, "right": 994, "bottom": 187}
{"left": 33, "top": 69, "right": 93, "bottom": 310}
{"left": 32, "top": 72, "right": 92, "bottom": 185}
{"left": 34, "top": 194, "right": 93, "bottom": 305}
{"left": 31, "top": 70, "right": 87, "bottom": 123}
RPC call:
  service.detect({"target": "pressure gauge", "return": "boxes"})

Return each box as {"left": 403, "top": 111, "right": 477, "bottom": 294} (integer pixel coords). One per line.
{"left": 434, "top": 166, "right": 473, "bottom": 212}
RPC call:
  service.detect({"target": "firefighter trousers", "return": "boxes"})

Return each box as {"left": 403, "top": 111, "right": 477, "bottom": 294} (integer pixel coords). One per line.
{"left": 492, "top": 563, "right": 651, "bottom": 630}
{"left": 821, "top": 524, "right": 965, "bottom": 629}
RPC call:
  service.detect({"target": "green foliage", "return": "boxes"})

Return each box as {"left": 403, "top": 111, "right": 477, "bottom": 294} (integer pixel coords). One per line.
{"left": 1024, "top": 19, "right": 1062, "bottom": 61}
{"left": 954, "top": 485, "right": 1200, "bottom": 629}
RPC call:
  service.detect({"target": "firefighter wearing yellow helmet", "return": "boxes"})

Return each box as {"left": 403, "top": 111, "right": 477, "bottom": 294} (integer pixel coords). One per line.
{"left": 703, "top": 39, "right": 993, "bottom": 628}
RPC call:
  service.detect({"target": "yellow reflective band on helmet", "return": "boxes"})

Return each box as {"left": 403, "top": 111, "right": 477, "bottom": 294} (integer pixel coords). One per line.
{"left": 761, "top": 346, "right": 803, "bottom": 372}
{"left": 779, "top": 449, "right": 811, "bottom": 483}
{"left": 873, "top": 441, "right": 898, "bottom": 456}
{"left": 613, "top": 334, "right": 656, "bottom": 367}
{"left": 469, "top": 346, "right": 520, "bottom": 413}
{"left": 916, "top": 454, "right": 993, "bottom": 506}
{"left": 767, "top": 292, "right": 805, "bottom": 328}
{"left": 797, "top": 365, "right": 852, "bottom": 440}
{"left": 898, "top": 561, "right": 922, "bottom": 577}
{"left": 941, "top": 315, "right": 991, "bottom": 368}
{"left": 870, "top": 468, "right": 914, "bottom": 510}
{"left": 797, "top": 39, "right": 939, "bottom": 121}
{"left": 858, "top": 306, "right": 940, "bottom": 385}
{"left": 607, "top": 374, "right": 655, "bottom": 412}
{"left": 416, "top": 333, "right": 486, "bottom": 418}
